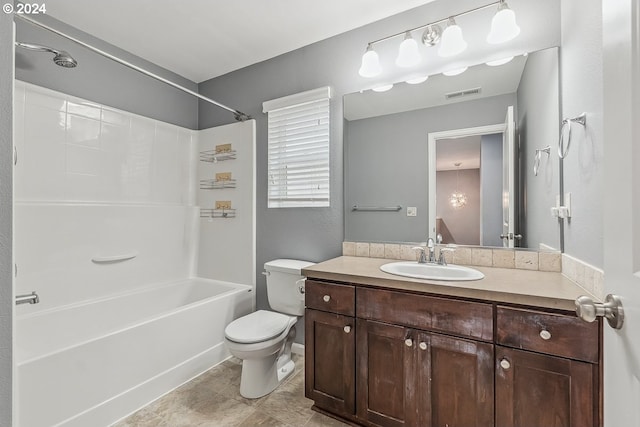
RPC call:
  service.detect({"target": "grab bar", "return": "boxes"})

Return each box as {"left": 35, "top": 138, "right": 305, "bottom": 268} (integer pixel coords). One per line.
{"left": 534, "top": 145, "right": 551, "bottom": 176}
{"left": 352, "top": 205, "right": 402, "bottom": 212}
{"left": 558, "top": 113, "right": 587, "bottom": 159}
{"left": 91, "top": 252, "right": 138, "bottom": 264}
{"left": 16, "top": 291, "right": 39, "bottom": 305}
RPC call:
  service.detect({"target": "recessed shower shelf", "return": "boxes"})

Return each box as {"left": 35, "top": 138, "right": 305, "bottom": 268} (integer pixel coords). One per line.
{"left": 199, "top": 149, "right": 237, "bottom": 163}
{"left": 200, "top": 208, "right": 236, "bottom": 219}
{"left": 199, "top": 179, "right": 237, "bottom": 190}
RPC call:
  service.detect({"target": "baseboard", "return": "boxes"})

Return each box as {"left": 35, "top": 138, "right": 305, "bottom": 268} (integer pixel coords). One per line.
{"left": 292, "top": 342, "right": 305, "bottom": 356}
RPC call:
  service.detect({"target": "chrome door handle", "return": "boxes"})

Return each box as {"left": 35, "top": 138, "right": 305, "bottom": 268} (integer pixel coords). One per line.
{"left": 575, "top": 294, "right": 624, "bottom": 329}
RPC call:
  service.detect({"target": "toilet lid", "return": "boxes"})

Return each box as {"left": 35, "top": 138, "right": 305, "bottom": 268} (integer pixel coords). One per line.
{"left": 225, "top": 310, "right": 293, "bottom": 344}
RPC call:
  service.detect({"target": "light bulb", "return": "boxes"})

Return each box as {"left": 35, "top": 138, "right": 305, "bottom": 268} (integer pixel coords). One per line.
{"left": 443, "top": 67, "right": 468, "bottom": 76}
{"left": 396, "top": 31, "right": 421, "bottom": 68}
{"left": 487, "top": 2, "right": 520, "bottom": 44}
{"left": 486, "top": 56, "right": 514, "bottom": 66}
{"left": 358, "top": 45, "right": 382, "bottom": 78}
{"left": 438, "top": 18, "right": 467, "bottom": 58}
{"left": 406, "top": 75, "right": 429, "bottom": 84}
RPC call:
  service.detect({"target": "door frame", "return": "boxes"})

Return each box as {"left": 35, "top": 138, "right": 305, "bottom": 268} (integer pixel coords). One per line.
{"left": 428, "top": 123, "right": 506, "bottom": 244}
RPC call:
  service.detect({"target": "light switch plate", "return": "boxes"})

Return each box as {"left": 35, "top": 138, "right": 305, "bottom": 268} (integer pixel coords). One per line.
{"left": 407, "top": 207, "right": 417, "bottom": 217}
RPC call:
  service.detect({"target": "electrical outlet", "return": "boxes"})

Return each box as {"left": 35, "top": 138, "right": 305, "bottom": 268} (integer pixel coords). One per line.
{"left": 407, "top": 207, "right": 417, "bottom": 217}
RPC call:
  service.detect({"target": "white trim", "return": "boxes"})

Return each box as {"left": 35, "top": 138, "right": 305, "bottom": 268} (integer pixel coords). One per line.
{"left": 428, "top": 123, "right": 506, "bottom": 241}
{"left": 262, "top": 86, "right": 332, "bottom": 113}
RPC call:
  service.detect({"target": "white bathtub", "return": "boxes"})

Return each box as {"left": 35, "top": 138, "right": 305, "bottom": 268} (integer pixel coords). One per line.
{"left": 16, "top": 277, "right": 254, "bottom": 427}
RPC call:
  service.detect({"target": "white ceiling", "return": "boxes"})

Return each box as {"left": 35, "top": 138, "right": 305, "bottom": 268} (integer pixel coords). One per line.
{"left": 43, "top": 0, "right": 436, "bottom": 83}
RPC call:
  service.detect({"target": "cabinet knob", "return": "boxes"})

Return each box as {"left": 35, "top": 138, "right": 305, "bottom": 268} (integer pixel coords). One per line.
{"left": 500, "top": 358, "right": 511, "bottom": 370}
{"left": 539, "top": 329, "right": 552, "bottom": 340}
{"left": 343, "top": 325, "right": 351, "bottom": 334}
{"left": 419, "top": 342, "right": 427, "bottom": 350}
{"left": 405, "top": 339, "right": 413, "bottom": 347}
{"left": 323, "top": 295, "right": 331, "bottom": 302}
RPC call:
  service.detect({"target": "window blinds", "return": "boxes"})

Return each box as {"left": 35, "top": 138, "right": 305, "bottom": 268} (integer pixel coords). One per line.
{"left": 263, "top": 87, "right": 331, "bottom": 208}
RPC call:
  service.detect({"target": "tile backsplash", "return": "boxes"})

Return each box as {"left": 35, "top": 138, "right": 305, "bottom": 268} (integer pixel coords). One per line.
{"left": 342, "top": 241, "right": 562, "bottom": 272}
{"left": 343, "top": 241, "right": 605, "bottom": 299}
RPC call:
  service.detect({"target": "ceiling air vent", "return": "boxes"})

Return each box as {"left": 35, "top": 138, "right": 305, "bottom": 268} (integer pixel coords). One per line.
{"left": 445, "top": 87, "right": 482, "bottom": 100}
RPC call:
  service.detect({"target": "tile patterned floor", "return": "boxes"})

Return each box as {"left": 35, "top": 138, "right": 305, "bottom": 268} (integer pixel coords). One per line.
{"left": 113, "top": 355, "right": 349, "bottom": 427}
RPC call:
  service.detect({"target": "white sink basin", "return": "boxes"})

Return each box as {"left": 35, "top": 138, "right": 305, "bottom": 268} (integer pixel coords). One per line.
{"left": 380, "top": 261, "right": 484, "bottom": 281}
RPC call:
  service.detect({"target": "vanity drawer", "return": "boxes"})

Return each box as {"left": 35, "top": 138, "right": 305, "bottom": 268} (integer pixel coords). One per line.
{"left": 496, "top": 306, "right": 599, "bottom": 363}
{"left": 305, "top": 280, "right": 355, "bottom": 316}
{"left": 356, "top": 287, "right": 494, "bottom": 341}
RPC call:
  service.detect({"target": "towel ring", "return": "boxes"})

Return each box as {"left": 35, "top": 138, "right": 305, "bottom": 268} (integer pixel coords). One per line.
{"left": 534, "top": 146, "right": 551, "bottom": 176}
{"left": 558, "top": 113, "right": 587, "bottom": 159}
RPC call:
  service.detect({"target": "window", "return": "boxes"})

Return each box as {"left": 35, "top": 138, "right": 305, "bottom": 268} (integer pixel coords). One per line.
{"left": 263, "top": 87, "right": 331, "bottom": 208}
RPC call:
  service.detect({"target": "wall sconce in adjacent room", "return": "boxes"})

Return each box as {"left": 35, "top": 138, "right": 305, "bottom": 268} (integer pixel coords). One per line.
{"left": 357, "top": 0, "right": 520, "bottom": 78}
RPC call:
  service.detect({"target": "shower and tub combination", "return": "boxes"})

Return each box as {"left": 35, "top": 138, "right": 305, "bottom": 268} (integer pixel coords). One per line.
{"left": 13, "top": 15, "right": 256, "bottom": 427}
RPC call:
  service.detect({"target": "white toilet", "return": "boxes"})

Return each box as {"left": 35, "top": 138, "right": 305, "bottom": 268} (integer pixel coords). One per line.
{"left": 224, "top": 259, "right": 314, "bottom": 398}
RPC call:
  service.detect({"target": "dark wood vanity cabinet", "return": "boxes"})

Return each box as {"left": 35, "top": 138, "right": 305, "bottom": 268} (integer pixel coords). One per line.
{"left": 356, "top": 319, "right": 494, "bottom": 427}
{"left": 304, "top": 280, "right": 356, "bottom": 415}
{"left": 304, "top": 279, "right": 601, "bottom": 427}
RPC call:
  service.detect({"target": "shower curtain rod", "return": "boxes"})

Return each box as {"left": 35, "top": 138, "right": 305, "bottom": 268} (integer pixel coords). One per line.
{"left": 15, "top": 14, "right": 251, "bottom": 122}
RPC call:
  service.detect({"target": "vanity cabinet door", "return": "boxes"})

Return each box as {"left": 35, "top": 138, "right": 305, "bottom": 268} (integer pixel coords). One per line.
{"left": 304, "top": 308, "right": 355, "bottom": 415}
{"left": 495, "top": 346, "right": 597, "bottom": 427}
{"left": 416, "top": 332, "right": 494, "bottom": 427}
{"left": 356, "top": 319, "right": 418, "bottom": 427}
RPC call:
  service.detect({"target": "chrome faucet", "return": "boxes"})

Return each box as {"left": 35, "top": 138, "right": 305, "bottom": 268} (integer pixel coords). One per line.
{"left": 426, "top": 238, "right": 436, "bottom": 263}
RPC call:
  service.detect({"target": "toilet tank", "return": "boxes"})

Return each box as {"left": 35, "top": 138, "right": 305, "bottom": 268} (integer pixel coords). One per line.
{"left": 264, "top": 259, "right": 315, "bottom": 316}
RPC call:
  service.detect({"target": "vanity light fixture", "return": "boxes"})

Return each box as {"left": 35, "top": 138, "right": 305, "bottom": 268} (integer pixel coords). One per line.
{"left": 486, "top": 56, "right": 514, "bottom": 66}
{"left": 358, "top": 44, "right": 382, "bottom": 78}
{"left": 357, "top": 0, "right": 520, "bottom": 78}
{"left": 372, "top": 84, "right": 394, "bottom": 92}
{"left": 406, "top": 75, "right": 429, "bottom": 84}
{"left": 438, "top": 18, "right": 468, "bottom": 58}
{"left": 487, "top": 1, "right": 521, "bottom": 44}
{"left": 443, "top": 66, "right": 468, "bottom": 76}
{"left": 396, "top": 31, "right": 422, "bottom": 68}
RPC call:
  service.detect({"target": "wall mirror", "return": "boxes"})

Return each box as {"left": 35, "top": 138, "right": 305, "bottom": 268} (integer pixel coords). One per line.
{"left": 344, "top": 46, "right": 561, "bottom": 251}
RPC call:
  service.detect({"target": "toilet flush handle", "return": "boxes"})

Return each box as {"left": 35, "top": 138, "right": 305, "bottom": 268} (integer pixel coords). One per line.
{"left": 296, "top": 278, "right": 306, "bottom": 294}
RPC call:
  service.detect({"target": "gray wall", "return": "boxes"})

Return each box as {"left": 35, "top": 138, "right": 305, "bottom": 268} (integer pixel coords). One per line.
{"left": 517, "top": 47, "right": 561, "bottom": 251}
{"left": 1, "top": 5, "right": 14, "bottom": 426}
{"left": 560, "top": 0, "right": 603, "bottom": 267}
{"left": 436, "top": 169, "right": 480, "bottom": 245}
{"left": 345, "top": 93, "right": 516, "bottom": 243}
{"left": 15, "top": 13, "right": 199, "bottom": 129}
{"left": 197, "top": 1, "right": 487, "bottom": 342}
{"left": 480, "top": 133, "right": 503, "bottom": 247}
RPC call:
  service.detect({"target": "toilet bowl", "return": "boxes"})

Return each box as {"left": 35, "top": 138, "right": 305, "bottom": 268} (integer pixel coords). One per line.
{"left": 224, "top": 259, "right": 314, "bottom": 398}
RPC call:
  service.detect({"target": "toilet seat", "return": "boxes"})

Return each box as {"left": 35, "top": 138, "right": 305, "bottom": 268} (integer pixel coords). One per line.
{"left": 225, "top": 310, "right": 294, "bottom": 344}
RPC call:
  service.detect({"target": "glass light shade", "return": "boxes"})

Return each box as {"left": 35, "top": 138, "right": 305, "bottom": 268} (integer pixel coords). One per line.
{"left": 438, "top": 19, "right": 467, "bottom": 58}
{"left": 450, "top": 191, "right": 467, "bottom": 209}
{"left": 372, "top": 84, "right": 393, "bottom": 92}
{"left": 359, "top": 46, "right": 382, "bottom": 78}
{"left": 396, "top": 32, "right": 421, "bottom": 68}
{"left": 487, "top": 3, "right": 521, "bottom": 44}
{"left": 443, "top": 66, "right": 468, "bottom": 76}
{"left": 406, "top": 75, "right": 429, "bottom": 84}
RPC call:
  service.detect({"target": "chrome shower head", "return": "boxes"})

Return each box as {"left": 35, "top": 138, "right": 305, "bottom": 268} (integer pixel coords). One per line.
{"left": 15, "top": 42, "right": 78, "bottom": 68}
{"left": 53, "top": 51, "right": 77, "bottom": 68}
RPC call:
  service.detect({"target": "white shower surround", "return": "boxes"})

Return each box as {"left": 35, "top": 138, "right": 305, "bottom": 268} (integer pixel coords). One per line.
{"left": 13, "top": 82, "right": 256, "bottom": 426}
